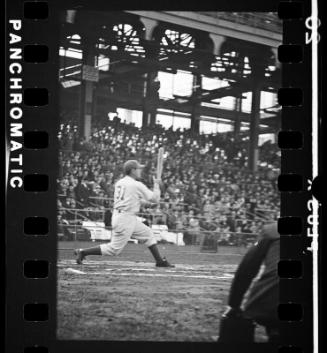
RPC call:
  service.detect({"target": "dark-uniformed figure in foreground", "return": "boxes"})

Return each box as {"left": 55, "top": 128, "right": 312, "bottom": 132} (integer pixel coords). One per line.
{"left": 219, "top": 222, "right": 280, "bottom": 343}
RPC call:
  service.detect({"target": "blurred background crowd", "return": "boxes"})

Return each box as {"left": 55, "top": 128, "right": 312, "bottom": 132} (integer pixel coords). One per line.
{"left": 57, "top": 116, "right": 279, "bottom": 246}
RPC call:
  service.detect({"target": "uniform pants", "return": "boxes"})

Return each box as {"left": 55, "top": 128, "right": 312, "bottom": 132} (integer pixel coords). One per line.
{"left": 100, "top": 213, "right": 157, "bottom": 256}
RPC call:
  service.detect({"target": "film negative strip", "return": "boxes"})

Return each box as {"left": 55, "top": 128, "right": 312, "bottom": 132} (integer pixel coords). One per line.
{"left": 5, "top": 0, "right": 323, "bottom": 352}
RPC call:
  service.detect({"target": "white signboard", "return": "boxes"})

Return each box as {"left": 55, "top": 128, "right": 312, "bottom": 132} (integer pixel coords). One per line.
{"left": 81, "top": 221, "right": 184, "bottom": 245}
{"left": 82, "top": 221, "right": 111, "bottom": 241}
{"left": 152, "top": 225, "right": 185, "bottom": 246}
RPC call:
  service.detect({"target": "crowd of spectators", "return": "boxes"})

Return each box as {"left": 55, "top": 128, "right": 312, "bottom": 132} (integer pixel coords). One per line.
{"left": 57, "top": 115, "right": 280, "bottom": 245}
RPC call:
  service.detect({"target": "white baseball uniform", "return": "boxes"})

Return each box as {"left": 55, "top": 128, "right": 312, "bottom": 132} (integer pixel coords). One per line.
{"left": 100, "top": 175, "right": 160, "bottom": 256}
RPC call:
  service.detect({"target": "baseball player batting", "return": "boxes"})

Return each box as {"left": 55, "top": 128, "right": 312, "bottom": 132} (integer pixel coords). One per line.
{"left": 74, "top": 158, "right": 174, "bottom": 267}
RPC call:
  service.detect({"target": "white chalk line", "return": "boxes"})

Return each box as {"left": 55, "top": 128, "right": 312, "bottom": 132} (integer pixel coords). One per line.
{"left": 59, "top": 266, "right": 235, "bottom": 277}
{"left": 64, "top": 268, "right": 86, "bottom": 274}
{"left": 59, "top": 249, "right": 244, "bottom": 257}
{"left": 59, "top": 259, "right": 237, "bottom": 282}
{"left": 58, "top": 259, "right": 237, "bottom": 272}
{"left": 93, "top": 272, "right": 233, "bottom": 280}
{"left": 62, "top": 267, "right": 233, "bottom": 280}
{"left": 60, "top": 258, "right": 236, "bottom": 280}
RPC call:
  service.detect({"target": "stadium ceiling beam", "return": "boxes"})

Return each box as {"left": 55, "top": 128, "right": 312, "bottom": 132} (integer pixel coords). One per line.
{"left": 98, "top": 90, "right": 253, "bottom": 122}
{"left": 198, "top": 82, "right": 252, "bottom": 102}
{"left": 158, "top": 98, "right": 254, "bottom": 123}
{"left": 62, "top": 42, "right": 250, "bottom": 81}
{"left": 98, "top": 57, "right": 258, "bottom": 86}
{"left": 63, "top": 42, "right": 279, "bottom": 90}
{"left": 100, "top": 66, "right": 150, "bottom": 81}
{"left": 100, "top": 73, "right": 145, "bottom": 84}
{"left": 174, "top": 82, "right": 252, "bottom": 107}
{"left": 239, "top": 126, "right": 276, "bottom": 135}
{"left": 126, "top": 11, "right": 282, "bottom": 48}
{"left": 260, "top": 115, "right": 280, "bottom": 126}
{"left": 95, "top": 89, "right": 277, "bottom": 128}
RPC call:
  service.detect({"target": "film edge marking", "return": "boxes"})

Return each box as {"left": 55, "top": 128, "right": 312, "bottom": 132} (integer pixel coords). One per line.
{"left": 8, "top": 19, "right": 24, "bottom": 189}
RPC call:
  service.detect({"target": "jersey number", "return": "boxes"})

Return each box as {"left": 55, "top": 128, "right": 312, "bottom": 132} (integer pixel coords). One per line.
{"left": 115, "top": 186, "right": 125, "bottom": 201}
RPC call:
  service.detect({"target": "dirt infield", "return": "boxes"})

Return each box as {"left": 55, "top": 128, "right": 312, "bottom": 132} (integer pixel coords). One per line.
{"left": 57, "top": 242, "right": 267, "bottom": 342}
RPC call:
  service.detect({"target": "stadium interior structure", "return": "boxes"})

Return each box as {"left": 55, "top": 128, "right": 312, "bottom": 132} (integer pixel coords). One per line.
{"left": 58, "top": 11, "right": 282, "bottom": 247}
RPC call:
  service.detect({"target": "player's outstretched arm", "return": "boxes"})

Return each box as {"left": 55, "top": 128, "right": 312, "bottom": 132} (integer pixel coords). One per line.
{"left": 153, "top": 177, "right": 161, "bottom": 185}
{"left": 137, "top": 178, "right": 161, "bottom": 204}
{"left": 149, "top": 177, "right": 161, "bottom": 203}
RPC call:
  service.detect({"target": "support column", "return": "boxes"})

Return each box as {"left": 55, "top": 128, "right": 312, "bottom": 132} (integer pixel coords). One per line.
{"left": 228, "top": 97, "right": 243, "bottom": 160}
{"left": 142, "top": 71, "right": 160, "bottom": 127}
{"left": 233, "top": 97, "right": 242, "bottom": 140}
{"left": 248, "top": 82, "right": 261, "bottom": 172}
{"left": 271, "top": 47, "right": 280, "bottom": 69}
{"left": 83, "top": 83, "right": 93, "bottom": 138}
{"left": 79, "top": 34, "right": 96, "bottom": 140}
{"left": 142, "top": 111, "right": 152, "bottom": 127}
{"left": 140, "top": 17, "right": 158, "bottom": 41}
{"left": 191, "top": 74, "right": 201, "bottom": 133}
{"left": 191, "top": 113, "right": 200, "bottom": 133}
{"left": 209, "top": 34, "right": 226, "bottom": 56}
{"left": 142, "top": 33, "right": 160, "bottom": 128}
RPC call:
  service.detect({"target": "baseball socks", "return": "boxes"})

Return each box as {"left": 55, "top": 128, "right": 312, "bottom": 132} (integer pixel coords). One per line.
{"left": 74, "top": 244, "right": 174, "bottom": 267}
{"left": 148, "top": 244, "right": 174, "bottom": 267}
{"left": 74, "top": 246, "right": 101, "bottom": 264}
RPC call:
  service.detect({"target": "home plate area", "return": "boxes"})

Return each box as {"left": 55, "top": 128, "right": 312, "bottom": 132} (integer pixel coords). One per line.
{"left": 57, "top": 257, "right": 268, "bottom": 342}
{"left": 58, "top": 259, "right": 236, "bottom": 280}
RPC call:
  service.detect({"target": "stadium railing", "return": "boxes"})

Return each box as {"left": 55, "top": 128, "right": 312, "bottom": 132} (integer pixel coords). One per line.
{"left": 57, "top": 207, "right": 259, "bottom": 246}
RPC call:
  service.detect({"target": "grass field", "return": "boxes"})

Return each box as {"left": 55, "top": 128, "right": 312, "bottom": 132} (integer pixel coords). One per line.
{"left": 57, "top": 241, "right": 267, "bottom": 342}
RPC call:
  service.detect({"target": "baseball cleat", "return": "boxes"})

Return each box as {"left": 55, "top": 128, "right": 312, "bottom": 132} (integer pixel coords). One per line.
{"left": 156, "top": 257, "right": 175, "bottom": 268}
{"left": 74, "top": 249, "right": 85, "bottom": 265}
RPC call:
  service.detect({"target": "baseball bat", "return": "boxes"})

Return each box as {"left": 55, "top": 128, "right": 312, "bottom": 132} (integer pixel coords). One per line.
{"left": 157, "top": 147, "right": 164, "bottom": 179}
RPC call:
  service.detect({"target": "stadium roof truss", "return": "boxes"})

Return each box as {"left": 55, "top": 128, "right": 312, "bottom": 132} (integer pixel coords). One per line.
{"left": 59, "top": 11, "right": 281, "bottom": 130}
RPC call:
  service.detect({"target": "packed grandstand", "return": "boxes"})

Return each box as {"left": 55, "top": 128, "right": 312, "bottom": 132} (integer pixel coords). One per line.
{"left": 57, "top": 116, "right": 280, "bottom": 246}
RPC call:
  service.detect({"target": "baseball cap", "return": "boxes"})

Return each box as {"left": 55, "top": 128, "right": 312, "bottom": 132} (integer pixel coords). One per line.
{"left": 123, "top": 160, "right": 145, "bottom": 174}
